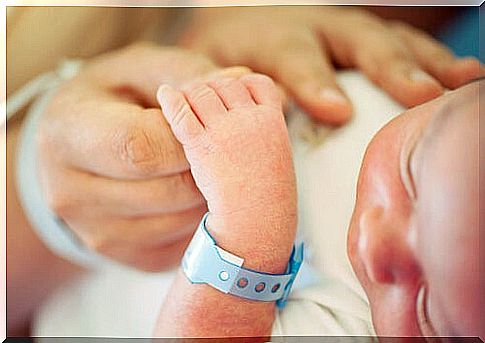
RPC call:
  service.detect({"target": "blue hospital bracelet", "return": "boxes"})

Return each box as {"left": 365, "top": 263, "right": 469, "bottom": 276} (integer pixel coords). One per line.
{"left": 182, "top": 213, "right": 304, "bottom": 308}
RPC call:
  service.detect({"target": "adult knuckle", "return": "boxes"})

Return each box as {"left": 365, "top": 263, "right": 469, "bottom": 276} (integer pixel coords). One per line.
{"left": 392, "top": 20, "right": 430, "bottom": 44}
{"left": 114, "top": 124, "right": 163, "bottom": 176}
{"left": 357, "top": 42, "right": 406, "bottom": 73}
{"left": 274, "top": 29, "right": 315, "bottom": 55}
{"left": 426, "top": 46, "right": 451, "bottom": 62}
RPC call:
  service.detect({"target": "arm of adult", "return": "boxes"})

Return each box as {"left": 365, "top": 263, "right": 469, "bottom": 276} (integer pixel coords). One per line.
{"left": 184, "top": 6, "right": 483, "bottom": 125}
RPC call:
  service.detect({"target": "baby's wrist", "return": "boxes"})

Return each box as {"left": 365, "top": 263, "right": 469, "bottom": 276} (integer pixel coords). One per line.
{"left": 206, "top": 211, "right": 297, "bottom": 274}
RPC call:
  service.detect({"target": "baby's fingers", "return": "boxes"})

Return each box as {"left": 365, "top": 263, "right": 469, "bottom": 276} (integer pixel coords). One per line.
{"left": 157, "top": 84, "right": 205, "bottom": 145}
{"left": 391, "top": 21, "right": 484, "bottom": 89}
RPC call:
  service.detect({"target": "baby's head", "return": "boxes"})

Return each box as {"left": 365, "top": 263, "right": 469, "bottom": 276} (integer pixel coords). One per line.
{"left": 348, "top": 79, "right": 482, "bottom": 338}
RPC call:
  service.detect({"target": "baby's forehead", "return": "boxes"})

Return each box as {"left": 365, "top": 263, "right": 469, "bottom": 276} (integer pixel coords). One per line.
{"left": 415, "top": 81, "right": 479, "bottom": 241}
{"left": 415, "top": 91, "right": 479, "bottom": 274}
{"left": 420, "top": 81, "right": 479, "bottom": 152}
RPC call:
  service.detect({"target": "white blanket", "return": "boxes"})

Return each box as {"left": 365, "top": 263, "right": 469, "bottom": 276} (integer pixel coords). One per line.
{"left": 33, "top": 71, "right": 404, "bottom": 337}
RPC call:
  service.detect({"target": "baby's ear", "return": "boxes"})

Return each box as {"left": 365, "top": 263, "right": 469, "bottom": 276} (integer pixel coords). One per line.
{"left": 357, "top": 206, "right": 420, "bottom": 286}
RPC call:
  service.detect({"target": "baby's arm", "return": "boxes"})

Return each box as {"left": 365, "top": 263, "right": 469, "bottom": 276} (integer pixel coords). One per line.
{"left": 154, "top": 74, "right": 297, "bottom": 339}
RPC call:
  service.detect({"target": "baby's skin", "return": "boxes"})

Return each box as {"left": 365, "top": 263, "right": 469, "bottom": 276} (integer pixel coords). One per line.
{"left": 155, "top": 74, "right": 297, "bottom": 338}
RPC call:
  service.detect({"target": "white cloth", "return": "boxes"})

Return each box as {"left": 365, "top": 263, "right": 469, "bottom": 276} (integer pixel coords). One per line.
{"left": 32, "top": 71, "right": 404, "bottom": 337}
{"left": 273, "top": 70, "right": 403, "bottom": 336}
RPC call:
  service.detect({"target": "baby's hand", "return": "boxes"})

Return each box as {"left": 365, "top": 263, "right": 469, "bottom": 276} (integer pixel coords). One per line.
{"left": 157, "top": 74, "right": 297, "bottom": 273}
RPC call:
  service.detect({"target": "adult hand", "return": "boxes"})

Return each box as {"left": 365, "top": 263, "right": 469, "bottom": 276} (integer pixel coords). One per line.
{"left": 184, "top": 6, "right": 483, "bottom": 125}
{"left": 37, "top": 43, "right": 249, "bottom": 271}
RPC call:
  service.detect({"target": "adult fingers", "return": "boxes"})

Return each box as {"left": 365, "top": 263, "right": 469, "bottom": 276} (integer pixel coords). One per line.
{"left": 83, "top": 43, "right": 219, "bottom": 107}
{"left": 316, "top": 10, "right": 444, "bottom": 108}
{"left": 38, "top": 155, "right": 205, "bottom": 219}
{"left": 39, "top": 83, "right": 189, "bottom": 180}
{"left": 65, "top": 205, "right": 206, "bottom": 250}
{"left": 260, "top": 29, "right": 352, "bottom": 125}
{"left": 391, "top": 21, "right": 484, "bottom": 89}
{"left": 64, "top": 206, "right": 206, "bottom": 271}
{"left": 93, "top": 234, "right": 193, "bottom": 272}
{"left": 356, "top": 48, "right": 444, "bottom": 108}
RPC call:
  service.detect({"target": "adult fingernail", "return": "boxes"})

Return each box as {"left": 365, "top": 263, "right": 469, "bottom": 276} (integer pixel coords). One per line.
{"left": 222, "top": 66, "right": 252, "bottom": 76}
{"left": 456, "top": 57, "right": 483, "bottom": 75}
{"left": 211, "top": 66, "right": 252, "bottom": 79}
{"left": 410, "top": 69, "right": 437, "bottom": 83}
{"left": 319, "top": 88, "right": 349, "bottom": 105}
{"left": 457, "top": 56, "right": 479, "bottom": 65}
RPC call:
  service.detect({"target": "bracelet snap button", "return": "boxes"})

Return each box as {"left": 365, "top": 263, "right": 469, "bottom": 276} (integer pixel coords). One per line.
{"left": 218, "top": 271, "right": 229, "bottom": 281}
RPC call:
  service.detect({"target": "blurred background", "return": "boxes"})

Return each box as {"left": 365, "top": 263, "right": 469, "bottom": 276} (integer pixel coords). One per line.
{"left": 6, "top": 5, "right": 483, "bottom": 98}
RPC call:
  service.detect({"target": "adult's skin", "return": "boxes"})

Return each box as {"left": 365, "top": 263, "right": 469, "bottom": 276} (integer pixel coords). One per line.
{"left": 185, "top": 6, "right": 482, "bottom": 125}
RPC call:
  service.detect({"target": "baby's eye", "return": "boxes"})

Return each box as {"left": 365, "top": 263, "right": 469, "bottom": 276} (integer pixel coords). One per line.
{"left": 400, "top": 135, "right": 420, "bottom": 201}
{"left": 408, "top": 146, "right": 419, "bottom": 200}
{"left": 416, "top": 285, "right": 438, "bottom": 338}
